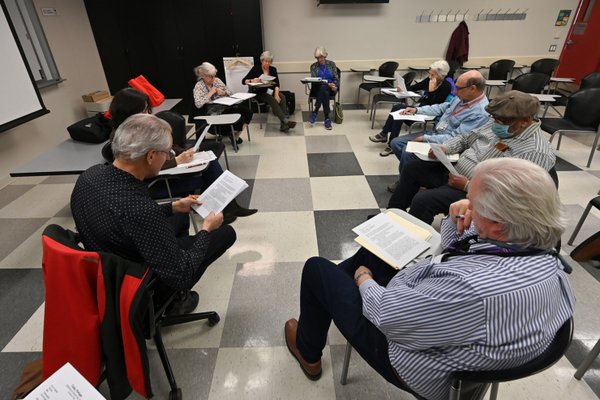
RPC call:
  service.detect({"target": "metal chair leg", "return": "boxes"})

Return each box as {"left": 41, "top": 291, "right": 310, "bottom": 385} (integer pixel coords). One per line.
{"left": 340, "top": 341, "right": 353, "bottom": 385}
{"left": 575, "top": 338, "right": 600, "bottom": 379}
{"left": 246, "top": 123, "right": 251, "bottom": 142}
{"left": 568, "top": 202, "right": 593, "bottom": 245}
{"left": 230, "top": 126, "right": 238, "bottom": 152}
{"left": 587, "top": 130, "right": 600, "bottom": 168}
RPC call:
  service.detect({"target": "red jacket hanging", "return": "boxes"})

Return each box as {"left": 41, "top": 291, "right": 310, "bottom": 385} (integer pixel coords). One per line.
{"left": 446, "top": 21, "right": 470, "bottom": 66}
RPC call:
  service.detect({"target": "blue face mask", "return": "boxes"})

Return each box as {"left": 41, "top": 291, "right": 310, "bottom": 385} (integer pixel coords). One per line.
{"left": 491, "top": 122, "right": 511, "bottom": 138}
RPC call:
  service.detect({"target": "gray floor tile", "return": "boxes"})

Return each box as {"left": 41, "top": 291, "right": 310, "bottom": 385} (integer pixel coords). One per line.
{"left": 561, "top": 204, "right": 600, "bottom": 254}
{"left": 250, "top": 178, "right": 313, "bottom": 212}
{"left": 587, "top": 170, "right": 600, "bottom": 180}
{"left": 308, "top": 153, "right": 363, "bottom": 177}
{"left": 235, "top": 179, "right": 254, "bottom": 209}
{"left": 365, "top": 175, "right": 397, "bottom": 208}
{"left": 264, "top": 120, "right": 304, "bottom": 137}
{"left": 0, "top": 269, "right": 44, "bottom": 349}
{"left": 0, "top": 185, "right": 34, "bottom": 210}
{"left": 306, "top": 136, "right": 353, "bottom": 154}
{"left": 314, "top": 209, "right": 379, "bottom": 260}
{"left": 225, "top": 155, "right": 260, "bottom": 180}
{"left": 54, "top": 203, "right": 72, "bottom": 218}
{"left": 220, "top": 261, "right": 304, "bottom": 348}
{"left": 566, "top": 339, "right": 600, "bottom": 398}
{"left": 0, "top": 219, "right": 48, "bottom": 262}
{"left": 0, "top": 351, "right": 42, "bottom": 399}
{"left": 41, "top": 175, "right": 79, "bottom": 184}
{"left": 555, "top": 156, "right": 582, "bottom": 172}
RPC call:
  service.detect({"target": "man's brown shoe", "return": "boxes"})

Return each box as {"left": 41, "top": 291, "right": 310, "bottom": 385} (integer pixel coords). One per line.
{"left": 284, "top": 319, "right": 322, "bottom": 380}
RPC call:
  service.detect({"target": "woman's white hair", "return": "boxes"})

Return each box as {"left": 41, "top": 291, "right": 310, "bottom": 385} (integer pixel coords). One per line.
{"left": 260, "top": 51, "right": 274, "bottom": 62}
{"left": 429, "top": 60, "right": 450, "bottom": 78}
{"left": 194, "top": 62, "right": 218, "bottom": 78}
{"left": 471, "top": 158, "right": 564, "bottom": 250}
{"left": 112, "top": 114, "right": 172, "bottom": 161}
{"left": 314, "top": 46, "right": 328, "bottom": 58}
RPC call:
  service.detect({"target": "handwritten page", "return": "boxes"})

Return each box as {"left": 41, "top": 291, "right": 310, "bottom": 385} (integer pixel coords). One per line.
{"left": 389, "top": 111, "right": 435, "bottom": 121}
{"left": 353, "top": 213, "right": 430, "bottom": 270}
{"left": 405, "top": 141, "right": 459, "bottom": 163}
{"left": 429, "top": 143, "right": 459, "bottom": 175}
{"left": 176, "top": 150, "right": 217, "bottom": 169}
{"left": 25, "top": 363, "right": 106, "bottom": 400}
{"left": 192, "top": 170, "right": 249, "bottom": 217}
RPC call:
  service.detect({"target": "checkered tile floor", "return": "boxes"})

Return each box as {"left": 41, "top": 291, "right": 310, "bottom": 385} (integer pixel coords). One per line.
{"left": 1, "top": 107, "right": 600, "bottom": 399}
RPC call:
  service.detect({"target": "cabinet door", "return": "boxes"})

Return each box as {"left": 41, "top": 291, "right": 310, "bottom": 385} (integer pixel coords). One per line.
{"left": 231, "top": 0, "right": 263, "bottom": 60}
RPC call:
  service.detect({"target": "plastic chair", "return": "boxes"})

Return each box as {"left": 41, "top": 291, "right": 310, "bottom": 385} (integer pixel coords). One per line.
{"left": 450, "top": 317, "right": 574, "bottom": 400}
{"left": 541, "top": 88, "right": 600, "bottom": 167}
{"left": 369, "top": 71, "right": 418, "bottom": 129}
{"left": 307, "top": 67, "right": 342, "bottom": 113}
{"left": 42, "top": 224, "right": 220, "bottom": 400}
{"left": 511, "top": 72, "right": 550, "bottom": 94}
{"left": 357, "top": 61, "right": 398, "bottom": 110}
{"left": 488, "top": 59, "right": 516, "bottom": 81}
{"left": 549, "top": 71, "right": 600, "bottom": 116}
{"left": 531, "top": 58, "right": 560, "bottom": 78}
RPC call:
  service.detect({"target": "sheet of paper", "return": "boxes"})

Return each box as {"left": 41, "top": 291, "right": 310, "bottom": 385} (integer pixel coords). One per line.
{"left": 405, "top": 141, "right": 459, "bottom": 162}
{"left": 303, "top": 77, "right": 323, "bottom": 82}
{"left": 389, "top": 111, "right": 435, "bottom": 121}
{"left": 259, "top": 74, "right": 276, "bottom": 81}
{"left": 211, "top": 97, "right": 243, "bottom": 106}
{"left": 192, "top": 170, "right": 249, "bottom": 217}
{"left": 193, "top": 124, "right": 211, "bottom": 152}
{"left": 247, "top": 82, "right": 270, "bottom": 87}
{"left": 352, "top": 213, "right": 430, "bottom": 270}
{"left": 382, "top": 88, "right": 421, "bottom": 99}
{"left": 177, "top": 150, "right": 217, "bottom": 169}
{"left": 429, "top": 143, "right": 459, "bottom": 175}
{"left": 25, "top": 363, "right": 106, "bottom": 400}
{"left": 231, "top": 92, "right": 256, "bottom": 100}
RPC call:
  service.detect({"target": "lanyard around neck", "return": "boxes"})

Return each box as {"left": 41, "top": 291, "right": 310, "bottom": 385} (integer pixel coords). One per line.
{"left": 452, "top": 93, "right": 485, "bottom": 116}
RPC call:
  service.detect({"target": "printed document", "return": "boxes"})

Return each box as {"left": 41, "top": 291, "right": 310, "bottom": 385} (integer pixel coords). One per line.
{"left": 303, "top": 77, "right": 323, "bottom": 82}
{"left": 382, "top": 88, "right": 421, "bottom": 99}
{"left": 429, "top": 143, "right": 459, "bottom": 175}
{"left": 389, "top": 110, "right": 435, "bottom": 121}
{"left": 353, "top": 212, "right": 431, "bottom": 270}
{"left": 25, "top": 362, "right": 106, "bottom": 400}
{"left": 211, "top": 92, "right": 256, "bottom": 105}
{"left": 259, "top": 74, "right": 276, "bottom": 81}
{"left": 177, "top": 150, "right": 217, "bottom": 169}
{"left": 192, "top": 170, "right": 248, "bottom": 217}
{"left": 405, "top": 141, "right": 459, "bottom": 163}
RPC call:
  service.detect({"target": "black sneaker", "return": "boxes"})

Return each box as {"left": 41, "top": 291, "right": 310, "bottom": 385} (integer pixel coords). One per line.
{"left": 166, "top": 290, "right": 200, "bottom": 316}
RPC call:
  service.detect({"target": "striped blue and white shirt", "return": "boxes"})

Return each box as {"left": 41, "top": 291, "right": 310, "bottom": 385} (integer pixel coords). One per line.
{"left": 359, "top": 217, "right": 575, "bottom": 400}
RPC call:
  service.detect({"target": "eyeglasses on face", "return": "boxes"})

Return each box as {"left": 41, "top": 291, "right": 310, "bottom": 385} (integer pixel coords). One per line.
{"left": 156, "top": 149, "right": 175, "bottom": 160}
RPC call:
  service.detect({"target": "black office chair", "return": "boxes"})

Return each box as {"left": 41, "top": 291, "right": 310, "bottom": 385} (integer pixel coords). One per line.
{"left": 307, "top": 67, "right": 342, "bottom": 114}
{"left": 511, "top": 72, "right": 550, "bottom": 94}
{"left": 541, "top": 88, "right": 600, "bottom": 167}
{"left": 357, "top": 61, "right": 398, "bottom": 110}
{"left": 488, "top": 59, "right": 516, "bottom": 81}
{"left": 369, "top": 71, "right": 417, "bottom": 129}
{"left": 550, "top": 71, "right": 600, "bottom": 115}
{"left": 450, "top": 317, "right": 574, "bottom": 400}
{"left": 531, "top": 58, "right": 560, "bottom": 78}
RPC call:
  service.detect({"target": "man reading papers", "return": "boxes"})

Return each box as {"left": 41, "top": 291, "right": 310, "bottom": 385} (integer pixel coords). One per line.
{"left": 284, "top": 158, "right": 574, "bottom": 400}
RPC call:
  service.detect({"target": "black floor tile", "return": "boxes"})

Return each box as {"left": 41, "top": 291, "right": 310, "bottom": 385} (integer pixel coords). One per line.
{"left": 314, "top": 209, "right": 379, "bottom": 260}
{"left": 308, "top": 153, "right": 363, "bottom": 177}
{"left": 365, "top": 175, "right": 397, "bottom": 208}
{"left": 555, "top": 156, "right": 582, "bottom": 171}
{"left": 0, "top": 352, "right": 42, "bottom": 399}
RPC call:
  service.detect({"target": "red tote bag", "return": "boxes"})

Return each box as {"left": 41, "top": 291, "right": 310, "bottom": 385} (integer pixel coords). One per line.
{"left": 128, "top": 75, "right": 165, "bottom": 106}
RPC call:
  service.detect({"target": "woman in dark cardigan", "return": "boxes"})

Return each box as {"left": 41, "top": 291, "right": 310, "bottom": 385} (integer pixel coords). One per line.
{"left": 243, "top": 51, "right": 296, "bottom": 133}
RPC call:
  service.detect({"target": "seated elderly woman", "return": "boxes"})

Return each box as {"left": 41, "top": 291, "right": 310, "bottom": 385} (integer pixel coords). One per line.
{"left": 284, "top": 157, "right": 574, "bottom": 400}
{"left": 243, "top": 51, "right": 296, "bottom": 133}
{"left": 370, "top": 60, "right": 454, "bottom": 156}
{"left": 72, "top": 114, "right": 237, "bottom": 315}
{"left": 193, "top": 62, "right": 253, "bottom": 145}
{"left": 102, "top": 88, "right": 256, "bottom": 223}
{"left": 308, "top": 46, "right": 339, "bottom": 130}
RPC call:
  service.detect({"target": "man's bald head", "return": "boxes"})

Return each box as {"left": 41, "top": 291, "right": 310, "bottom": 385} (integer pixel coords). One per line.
{"left": 455, "top": 70, "right": 486, "bottom": 101}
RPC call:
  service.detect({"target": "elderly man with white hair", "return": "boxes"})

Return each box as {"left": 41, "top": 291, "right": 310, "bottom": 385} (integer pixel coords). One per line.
{"left": 284, "top": 157, "right": 574, "bottom": 400}
{"left": 243, "top": 51, "right": 296, "bottom": 132}
{"left": 71, "top": 114, "right": 236, "bottom": 315}
{"left": 370, "top": 60, "right": 455, "bottom": 156}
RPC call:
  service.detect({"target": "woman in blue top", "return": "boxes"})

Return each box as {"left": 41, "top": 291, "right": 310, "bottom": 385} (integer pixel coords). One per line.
{"left": 309, "top": 46, "right": 339, "bottom": 130}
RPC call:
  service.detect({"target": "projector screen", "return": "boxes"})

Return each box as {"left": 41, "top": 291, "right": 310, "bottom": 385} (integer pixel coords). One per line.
{"left": 0, "top": 1, "right": 48, "bottom": 133}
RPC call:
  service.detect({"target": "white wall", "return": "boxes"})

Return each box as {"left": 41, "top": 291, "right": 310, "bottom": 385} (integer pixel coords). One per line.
{"left": 0, "top": 0, "right": 107, "bottom": 183}
{"left": 261, "top": 0, "right": 579, "bottom": 103}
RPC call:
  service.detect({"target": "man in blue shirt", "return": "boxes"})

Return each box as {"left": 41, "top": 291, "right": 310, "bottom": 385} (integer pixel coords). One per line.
{"left": 284, "top": 158, "right": 574, "bottom": 400}
{"left": 388, "top": 70, "right": 489, "bottom": 183}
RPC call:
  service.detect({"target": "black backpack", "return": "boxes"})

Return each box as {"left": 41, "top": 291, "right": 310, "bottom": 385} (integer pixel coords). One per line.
{"left": 281, "top": 90, "right": 295, "bottom": 115}
{"left": 67, "top": 113, "right": 112, "bottom": 143}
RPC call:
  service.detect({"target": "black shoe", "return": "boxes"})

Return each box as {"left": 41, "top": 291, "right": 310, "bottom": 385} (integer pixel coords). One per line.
{"left": 223, "top": 212, "right": 237, "bottom": 224}
{"left": 287, "top": 121, "right": 297, "bottom": 129}
{"left": 279, "top": 122, "right": 290, "bottom": 133}
{"left": 225, "top": 200, "right": 258, "bottom": 218}
{"left": 236, "top": 137, "right": 243, "bottom": 145}
{"left": 166, "top": 290, "right": 199, "bottom": 316}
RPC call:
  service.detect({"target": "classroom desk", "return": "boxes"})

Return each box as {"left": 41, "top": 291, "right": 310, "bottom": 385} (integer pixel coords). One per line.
{"left": 10, "top": 99, "right": 183, "bottom": 177}
{"left": 408, "top": 65, "right": 429, "bottom": 80}
{"left": 529, "top": 93, "right": 561, "bottom": 118}
{"left": 485, "top": 80, "right": 507, "bottom": 96}
{"left": 363, "top": 75, "right": 394, "bottom": 83}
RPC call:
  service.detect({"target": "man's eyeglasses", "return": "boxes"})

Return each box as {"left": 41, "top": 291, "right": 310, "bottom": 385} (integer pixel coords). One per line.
{"left": 157, "top": 149, "right": 175, "bottom": 160}
{"left": 455, "top": 85, "right": 471, "bottom": 91}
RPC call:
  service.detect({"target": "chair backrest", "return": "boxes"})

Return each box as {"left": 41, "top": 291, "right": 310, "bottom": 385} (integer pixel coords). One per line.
{"left": 512, "top": 72, "right": 550, "bottom": 94}
{"left": 531, "top": 58, "right": 559, "bottom": 77}
{"left": 564, "top": 88, "right": 600, "bottom": 129}
{"left": 402, "top": 71, "right": 417, "bottom": 86}
{"left": 378, "top": 61, "right": 399, "bottom": 78}
{"left": 452, "top": 317, "right": 573, "bottom": 386}
{"left": 488, "top": 59, "right": 516, "bottom": 80}
{"left": 155, "top": 110, "right": 187, "bottom": 148}
{"left": 581, "top": 72, "right": 600, "bottom": 90}
{"left": 447, "top": 60, "right": 460, "bottom": 80}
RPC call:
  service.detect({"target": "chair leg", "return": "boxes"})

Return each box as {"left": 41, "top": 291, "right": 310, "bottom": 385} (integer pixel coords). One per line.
{"left": 557, "top": 132, "right": 563, "bottom": 150}
{"left": 230, "top": 126, "right": 238, "bottom": 153}
{"left": 340, "top": 341, "right": 353, "bottom": 385}
{"left": 246, "top": 123, "right": 251, "bottom": 142}
{"left": 586, "top": 130, "right": 600, "bottom": 168}
{"left": 568, "top": 202, "right": 593, "bottom": 245}
{"left": 575, "top": 338, "right": 600, "bottom": 380}
{"left": 489, "top": 382, "right": 499, "bottom": 400}
{"left": 154, "top": 325, "right": 179, "bottom": 394}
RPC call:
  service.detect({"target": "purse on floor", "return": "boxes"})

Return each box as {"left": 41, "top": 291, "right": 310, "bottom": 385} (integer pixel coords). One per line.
{"left": 334, "top": 102, "right": 343, "bottom": 124}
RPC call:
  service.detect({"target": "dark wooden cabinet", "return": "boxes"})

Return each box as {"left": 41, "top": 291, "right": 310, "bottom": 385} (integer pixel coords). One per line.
{"left": 84, "top": 0, "right": 263, "bottom": 112}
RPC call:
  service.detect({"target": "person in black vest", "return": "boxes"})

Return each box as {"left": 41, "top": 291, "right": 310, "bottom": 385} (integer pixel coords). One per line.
{"left": 243, "top": 51, "right": 296, "bottom": 133}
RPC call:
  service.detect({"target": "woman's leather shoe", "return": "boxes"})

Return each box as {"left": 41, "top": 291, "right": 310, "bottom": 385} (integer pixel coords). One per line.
{"left": 284, "top": 319, "right": 322, "bottom": 380}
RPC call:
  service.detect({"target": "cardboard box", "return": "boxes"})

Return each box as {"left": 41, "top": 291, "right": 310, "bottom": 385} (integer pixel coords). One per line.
{"left": 84, "top": 96, "right": 112, "bottom": 116}
{"left": 82, "top": 90, "right": 110, "bottom": 102}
